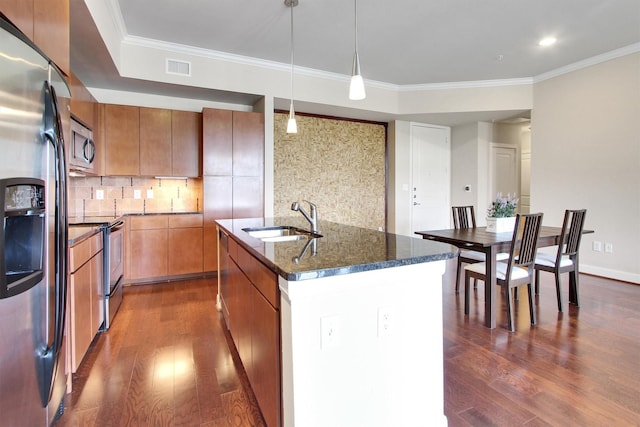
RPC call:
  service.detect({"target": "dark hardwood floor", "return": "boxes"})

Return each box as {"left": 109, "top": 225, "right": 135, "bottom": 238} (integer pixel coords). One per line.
{"left": 57, "top": 261, "right": 640, "bottom": 426}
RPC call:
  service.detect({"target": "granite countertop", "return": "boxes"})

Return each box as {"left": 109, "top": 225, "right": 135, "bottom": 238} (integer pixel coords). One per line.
{"left": 216, "top": 217, "right": 459, "bottom": 281}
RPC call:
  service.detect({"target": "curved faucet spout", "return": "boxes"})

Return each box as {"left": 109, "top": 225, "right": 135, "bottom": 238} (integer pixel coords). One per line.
{"left": 291, "top": 200, "right": 318, "bottom": 233}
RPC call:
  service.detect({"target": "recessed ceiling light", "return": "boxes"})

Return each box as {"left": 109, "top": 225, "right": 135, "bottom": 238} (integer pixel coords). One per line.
{"left": 539, "top": 37, "right": 557, "bottom": 47}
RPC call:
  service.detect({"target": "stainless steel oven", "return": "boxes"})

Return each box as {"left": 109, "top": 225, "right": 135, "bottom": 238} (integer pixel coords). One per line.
{"left": 103, "top": 219, "right": 124, "bottom": 330}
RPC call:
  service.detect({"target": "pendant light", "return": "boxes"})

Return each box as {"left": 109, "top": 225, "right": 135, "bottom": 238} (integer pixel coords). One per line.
{"left": 285, "top": 0, "right": 298, "bottom": 133}
{"left": 349, "top": 0, "right": 366, "bottom": 100}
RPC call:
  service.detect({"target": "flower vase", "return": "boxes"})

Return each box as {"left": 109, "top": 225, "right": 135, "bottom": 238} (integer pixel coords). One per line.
{"left": 486, "top": 216, "right": 516, "bottom": 233}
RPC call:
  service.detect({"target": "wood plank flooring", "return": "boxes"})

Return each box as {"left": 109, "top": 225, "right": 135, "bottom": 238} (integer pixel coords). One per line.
{"left": 56, "top": 261, "right": 640, "bottom": 426}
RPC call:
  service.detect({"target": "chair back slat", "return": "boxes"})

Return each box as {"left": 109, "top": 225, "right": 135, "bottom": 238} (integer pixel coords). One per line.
{"left": 561, "top": 209, "right": 587, "bottom": 258}
{"left": 505, "top": 213, "right": 543, "bottom": 281}
{"left": 452, "top": 206, "right": 476, "bottom": 229}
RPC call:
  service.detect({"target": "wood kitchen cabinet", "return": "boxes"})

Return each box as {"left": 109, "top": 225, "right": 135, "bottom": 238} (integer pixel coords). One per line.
{"left": 69, "top": 231, "right": 103, "bottom": 372}
{"left": 172, "top": 110, "right": 201, "bottom": 177}
{"left": 168, "top": 214, "right": 203, "bottom": 275}
{"left": 220, "top": 231, "right": 281, "bottom": 427}
{"left": 0, "top": 0, "right": 70, "bottom": 75}
{"left": 128, "top": 214, "right": 205, "bottom": 283}
{"left": 139, "top": 107, "right": 172, "bottom": 176}
{"left": 69, "top": 72, "right": 97, "bottom": 130}
{"left": 203, "top": 108, "right": 264, "bottom": 273}
{"left": 102, "top": 104, "right": 201, "bottom": 177}
{"left": 104, "top": 104, "right": 140, "bottom": 176}
{"left": 129, "top": 215, "right": 168, "bottom": 281}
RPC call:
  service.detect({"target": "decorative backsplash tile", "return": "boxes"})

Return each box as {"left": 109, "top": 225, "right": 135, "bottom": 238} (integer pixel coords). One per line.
{"left": 68, "top": 176, "right": 202, "bottom": 217}
{"left": 274, "top": 113, "right": 386, "bottom": 230}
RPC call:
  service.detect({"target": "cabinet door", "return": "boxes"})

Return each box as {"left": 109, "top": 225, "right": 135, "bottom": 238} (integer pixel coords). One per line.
{"left": 202, "top": 108, "right": 232, "bottom": 176}
{"left": 71, "top": 263, "right": 92, "bottom": 372}
{"left": 105, "top": 104, "right": 140, "bottom": 176}
{"left": 139, "top": 107, "right": 172, "bottom": 176}
{"left": 34, "top": 0, "right": 69, "bottom": 75}
{"left": 203, "top": 225, "right": 218, "bottom": 273}
{"left": 0, "top": 0, "right": 34, "bottom": 38}
{"left": 172, "top": 110, "right": 201, "bottom": 177}
{"left": 252, "top": 289, "right": 281, "bottom": 427}
{"left": 168, "top": 227, "right": 203, "bottom": 275}
{"left": 232, "top": 111, "right": 264, "bottom": 177}
{"left": 129, "top": 229, "right": 168, "bottom": 280}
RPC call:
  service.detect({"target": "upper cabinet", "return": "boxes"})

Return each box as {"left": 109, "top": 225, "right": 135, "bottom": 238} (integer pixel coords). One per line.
{"left": 103, "top": 104, "right": 201, "bottom": 177}
{"left": 139, "top": 107, "right": 172, "bottom": 176}
{"left": 104, "top": 104, "right": 140, "bottom": 176}
{"left": 0, "top": 0, "right": 70, "bottom": 76}
{"left": 171, "top": 110, "right": 201, "bottom": 177}
{"left": 69, "top": 73, "right": 96, "bottom": 130}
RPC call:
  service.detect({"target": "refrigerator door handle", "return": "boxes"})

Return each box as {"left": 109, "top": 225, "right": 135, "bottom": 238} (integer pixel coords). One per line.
{"left": 38, "top": 80, "right": 68, "bottom": 407}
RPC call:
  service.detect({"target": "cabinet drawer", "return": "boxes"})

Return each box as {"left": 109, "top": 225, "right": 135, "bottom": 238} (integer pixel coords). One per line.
{"left": 168, "top": 213, "right": 203, "bottom": 228}
{"left": 236, "top": 244, "right": 278, "bottom": 308}
{"left": 70, "top": 232, "right": 102, "bottom": 272}
{"left": 129, "top": 215, "right": 168, "bottom": 230}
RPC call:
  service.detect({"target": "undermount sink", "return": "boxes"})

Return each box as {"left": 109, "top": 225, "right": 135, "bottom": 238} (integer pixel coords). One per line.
{"left": 243, "top": 226, "right": 322, "bottom": 242}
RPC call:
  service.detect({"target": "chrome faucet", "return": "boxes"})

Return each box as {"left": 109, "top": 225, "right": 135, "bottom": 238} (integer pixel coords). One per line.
{"left": 291, "top": 200, "right": 318, "bottom": 233}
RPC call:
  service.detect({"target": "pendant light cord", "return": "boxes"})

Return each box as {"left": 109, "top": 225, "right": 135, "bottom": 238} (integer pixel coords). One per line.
{"left": 290, "top": 3, "right": 295, "bottom": 105}
{"left": 354, "top": 0, "right": 358, "bottom": 54}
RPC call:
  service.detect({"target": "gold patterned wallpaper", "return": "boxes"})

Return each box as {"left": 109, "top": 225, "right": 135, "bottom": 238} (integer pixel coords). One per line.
{"left": 273, "top": 113, "right": 386, "bottom": 230}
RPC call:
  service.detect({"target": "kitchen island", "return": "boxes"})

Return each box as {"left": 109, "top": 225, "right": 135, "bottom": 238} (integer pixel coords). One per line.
{"left": 216, "top": 217, "right": 458, "bottom": 427}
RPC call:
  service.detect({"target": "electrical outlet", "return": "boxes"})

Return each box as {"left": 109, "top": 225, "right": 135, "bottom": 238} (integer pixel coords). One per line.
{"left": 605, "top": 243, "right": 613, "bottom": 254}
{"left": 377, "top": 306, "right": 393, "bottom": 338}
{"left": 133, "top": 189, "right": 141, "bottom": 199}
{"left": 146, "top": 189, "right": 154, "bottom": 199}
{"left": 320, "top": 315, "right": 340, "bottom": 349}
{"left": 592, "top": 241, "right": 602, "bottom": 252}
{"left": 95, "top": 189, "right": 104, "bottom": 200}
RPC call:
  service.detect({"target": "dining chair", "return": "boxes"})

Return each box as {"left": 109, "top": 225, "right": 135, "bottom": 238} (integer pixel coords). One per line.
{"left": 464, "top": 212, "right": 544, "bottom": 332}
{"left": 534, "top": 209, "right": 587, "bottom": 312}
{"left": 452, "top": 205, "right": 508, "bottom": 293}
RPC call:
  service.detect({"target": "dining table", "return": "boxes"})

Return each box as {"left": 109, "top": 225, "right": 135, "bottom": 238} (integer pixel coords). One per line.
{"left": 415, "top": 225, "right": 593, "bottom": 329}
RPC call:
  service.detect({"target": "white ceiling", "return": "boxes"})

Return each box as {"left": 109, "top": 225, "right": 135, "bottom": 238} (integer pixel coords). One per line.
{"left": 70, "top": 0, "right": 640, "bottom": 125}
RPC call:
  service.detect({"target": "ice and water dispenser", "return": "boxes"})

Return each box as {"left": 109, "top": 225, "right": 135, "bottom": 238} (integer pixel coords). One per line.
{"left": 0, "top": 178, "right": 46, "bottom": 299}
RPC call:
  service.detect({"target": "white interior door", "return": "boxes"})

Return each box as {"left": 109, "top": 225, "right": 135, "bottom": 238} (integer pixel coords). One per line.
{"left": 489, "top": 143, "right": 519, "bottom": 200}
{"left": 411, "top": 124, "right": 450, "bottom": 233}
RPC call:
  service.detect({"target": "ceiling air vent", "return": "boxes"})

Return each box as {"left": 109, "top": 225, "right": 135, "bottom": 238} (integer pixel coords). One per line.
{"left": 166, "top": 59, "right": 191, "bottom": 77}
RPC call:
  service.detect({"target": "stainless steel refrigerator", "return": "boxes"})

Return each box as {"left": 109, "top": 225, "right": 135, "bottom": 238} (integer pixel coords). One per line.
{"left": 0, "top": 14, "right": 71, "bottom": 426}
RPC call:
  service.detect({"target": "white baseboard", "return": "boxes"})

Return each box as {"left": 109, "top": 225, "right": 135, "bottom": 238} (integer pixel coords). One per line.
{"left": 580, "top": 264, "right": 640, "bottom": 284}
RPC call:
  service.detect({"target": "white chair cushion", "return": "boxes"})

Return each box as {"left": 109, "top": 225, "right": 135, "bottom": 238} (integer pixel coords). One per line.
{"left": 460, "top": 250, "right": 509, "bottom": 262}
{"left": 535, "top": 252, "right": 574, "bottom": 268}
{"left": 464, "top": 261, "right": 530, "bottom": 281}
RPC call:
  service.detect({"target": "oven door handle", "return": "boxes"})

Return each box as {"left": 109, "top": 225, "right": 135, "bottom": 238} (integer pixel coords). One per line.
{"left": 109, "top": 220, "right": 125, "bottom": 231}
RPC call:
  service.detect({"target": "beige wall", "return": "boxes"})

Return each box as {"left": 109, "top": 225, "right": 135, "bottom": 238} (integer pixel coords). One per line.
{"left": 69, "top": 176, "right": 203, "bottom": 217}
{"left": 531, "top": 53, "right": 640, "bottom": 282}
{"left": 273, "top": 113, "right": 386, "bottom": 230}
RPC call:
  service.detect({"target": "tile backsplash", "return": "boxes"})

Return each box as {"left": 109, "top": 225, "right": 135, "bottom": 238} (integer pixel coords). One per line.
{"left": 69, "top": 176, "right": 203, "bottom": 217}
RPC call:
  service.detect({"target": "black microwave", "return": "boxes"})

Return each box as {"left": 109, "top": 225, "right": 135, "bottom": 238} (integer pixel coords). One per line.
{"left": 69, "top": 117, "right": 95, "bottom": 173}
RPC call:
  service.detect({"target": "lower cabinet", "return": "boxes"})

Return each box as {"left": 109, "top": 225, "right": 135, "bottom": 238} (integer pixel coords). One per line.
{"left": 69, "top": 231, "right": 103, "bottom": 372}
{"left": 219, "top": 229, "right": 281, "bottom": 427}
{"left": 128, "top": 213, "right": 205, "bottom": 283}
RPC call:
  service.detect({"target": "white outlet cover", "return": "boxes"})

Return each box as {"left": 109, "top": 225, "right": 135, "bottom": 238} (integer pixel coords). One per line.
{"left": 320, "top": 315, "right": 340, "bottom": 349}
{"left": 146, "top": 189, "right": 154, "bottom": 199}
{"left": 95, "top": 189, "right": 104, "bottom": 200}
{"left": 133, "top": 189, "right": 141, "bottom": 199}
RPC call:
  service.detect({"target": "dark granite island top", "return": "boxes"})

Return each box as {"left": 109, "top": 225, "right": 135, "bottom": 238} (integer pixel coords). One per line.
{"left": 215, "top": 217, "right": 458, "bottom": 281}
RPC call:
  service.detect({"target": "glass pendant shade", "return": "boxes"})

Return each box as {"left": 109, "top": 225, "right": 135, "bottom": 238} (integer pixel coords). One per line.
{"left": 287, "top": 102, "right": 297, "bottom": 134}
{"left": 349, "top": 52, "right": 366, "bottom": 100}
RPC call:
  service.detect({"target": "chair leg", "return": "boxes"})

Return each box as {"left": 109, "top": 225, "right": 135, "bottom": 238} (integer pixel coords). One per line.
{"left": 534, "top": 269, "right": 540, "bottom": 295}
{"left": 455, "top": 259, "right": 463, "bottom": 294}
{"left": 555, "top": 272, "right": 563, "bottom": 312}
{"left": 569, "top": 270, "right": 580, "bottom": 307}
{"left": 464, "top": 273, "right": 471, "bottom": 315}
{"left": 505, "top": 287, "right": 515, "bottom": 332}
{"left": 528, "top": 283, "right": 536, "bottom": 325}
